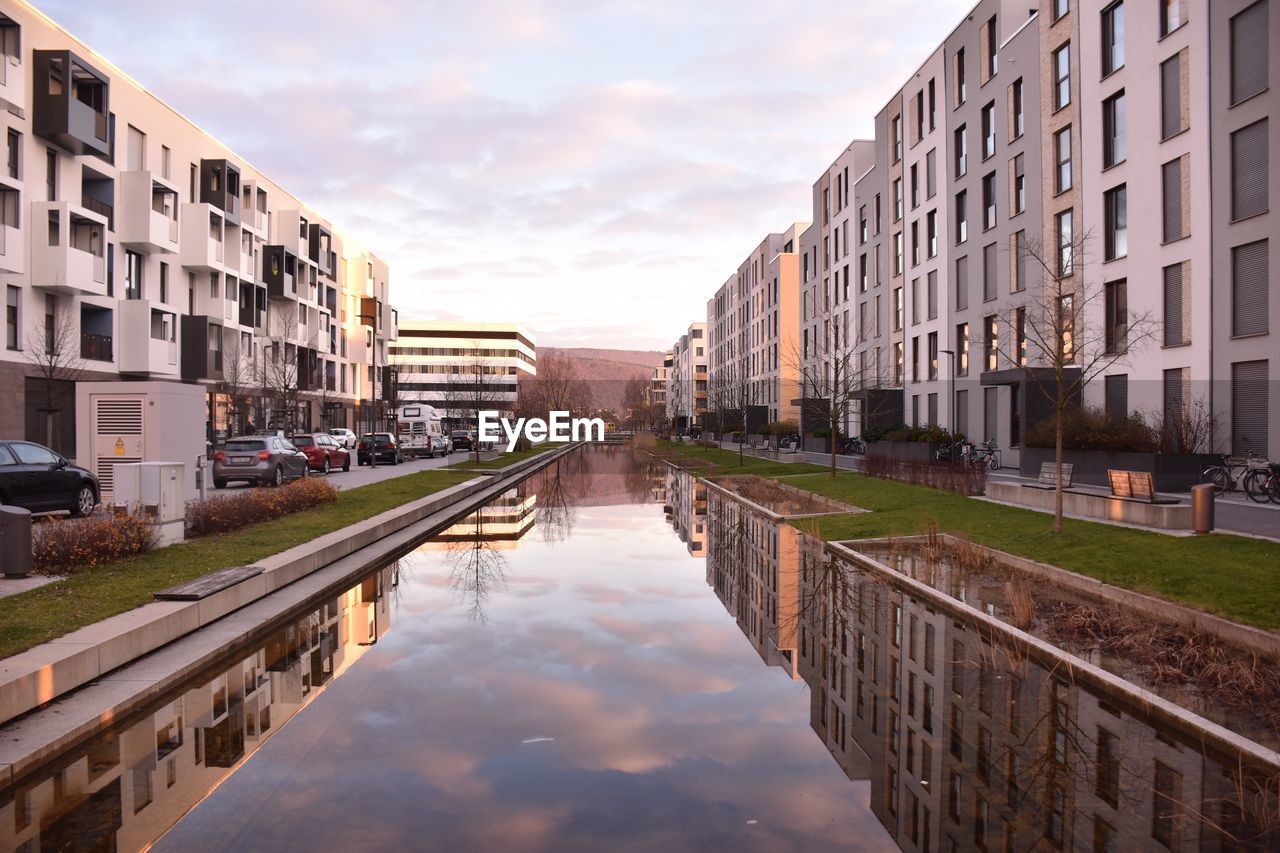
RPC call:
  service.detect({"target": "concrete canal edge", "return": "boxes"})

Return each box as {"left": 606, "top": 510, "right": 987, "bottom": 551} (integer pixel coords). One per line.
{"left": 0, "top": 443, "right": 578, "bottom": 778}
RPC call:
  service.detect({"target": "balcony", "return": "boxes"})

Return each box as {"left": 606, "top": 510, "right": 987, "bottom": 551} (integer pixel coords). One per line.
{"left": 307, "top": 223, "right": 335, "bottom": 278}
{"left": 80, "top": 331, "right": 113, "bottom": 361}
{"left": 181, "top": 315, "right": 225, "bottom": 382}
{"left": 199, "top": 159, "right": 240, "bottom": 225}
{"left": 118, "top": 299, "right": 179, "bottom": 377}
{"left": 238, "top": 280, "right": 267, "bottom": 331}
{"left": 180, "top": 204, "right": 226, "bottom": 271}
{"left": 263, "top": 245, "right": 298, "bottom": 300}
{"left": 118, "top": 172, "right": 179, "bottom": 253}
{"left": 32, "top": 50, "right": 109, "bottom": 158}
{"left": 29, "top": 201, "right": 107, "bottom": 296}
{"left": 0, "top": 16, "right": 24, "bottom": 113}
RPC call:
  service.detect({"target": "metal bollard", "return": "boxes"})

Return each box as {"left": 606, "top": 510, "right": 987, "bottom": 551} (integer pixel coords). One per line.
{"left": 1191, "top": 483, "right": 1215, "bottom": 535}
{"left": 0, "top": 505, "right": 34, "bottom": 579}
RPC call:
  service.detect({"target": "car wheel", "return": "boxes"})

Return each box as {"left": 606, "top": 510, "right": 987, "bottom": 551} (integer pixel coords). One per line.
{"left": 273, "top": 466, "right": 284, "bottom": 487}
{"left": 214, "top": 479, "right": 228, "bottom": 489}
{"left": 323, "top": 457, "right": 331, "bottom": 475}
{"left": 343, "top": 457, "right": 351, "bottom": 472}
{"left": 70, "top": 484, "right": 96, "bottom": 517}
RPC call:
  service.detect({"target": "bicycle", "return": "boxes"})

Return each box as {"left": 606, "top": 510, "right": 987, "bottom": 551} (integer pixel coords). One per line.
{"left": 934, "top": 439, "right": 968, "bottom": 462}
{"left": 1244, "top": 461, "right": 1280, "bottom": 504}
{"left": 969, "top": 439, "right": 1001, "bottom": 471}
{"left": 1201, "top": 451, "right": 1265, "bottom": 493}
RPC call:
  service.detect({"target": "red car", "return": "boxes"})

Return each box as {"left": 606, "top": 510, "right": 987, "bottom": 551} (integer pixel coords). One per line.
{"left": 290, "top": 433, "right": 351, "bottom": 474}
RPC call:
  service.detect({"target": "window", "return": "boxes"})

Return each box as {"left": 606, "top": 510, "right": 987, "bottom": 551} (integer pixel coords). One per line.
{"left": 126, "top": 124, "right": 146, "bottom": 171}
{"left": 1103, "top": 91, "right": 1125, "bottom": 168}
{"left": 1059, "top": 295, "right": 1075, "bottom": 361}
{"left": 926, "top": 148, "right": 937, "bottom": 199}
{"left": 893, "top": 231, "right": 903, "bottom": 275}
{"left": 124, "top": 250, "right": 143, "bottom": 300}
{"left": 893, "top": 178, "right": 903, "bottom": 221}
{"left": 1012, "top": 154, "right": 1025, "bottom": 214}
{"left": 984, "top": 316, "right": 998, "bottom": 371}
{"left": 1231, "top": 1, "right": 1269, "bottom": 105}
{"left": 1012, "top": 230, "right": 1026, "bottom": 291}
{"left": 5, "top": 129, "right": 18, "bottom": 180}
{"left": 954, "top": 126, "right": 968, "bottom": 177}
{"left": 1105, "top": 374, "right": 1129, "bottom": 420}
{"left": 1056, "top": 210, "right": 1074, "bottom": 276}
{"left": 859, "top": 205, "right": 867, "bottom": 243}
{"left": 1163, "top": 157, "right": 1184, "bottom": 241}
{"left": 5, "top": 285, "right": 17, "bottom": 350}
{"left": 1053, "top": 0, "right": 1069, "bottom": 21}
{"left": 1104, "top": 185, "right": 1127, "bottom": 260}
{"left": 1232, "top": 360, "right": 1269, "bottom": 455}
{"left": 955, "top": 190, "right": 968, "bottom": 244}
{"left": 1159, "top": 0, "right": 1183, "bottom": 37}
{"left": 893, "top": 115, "right": 903, "bottom": 163}
{"left": 928, "top": 77, "right": 936, "bottom": 130}
{"left": 160, "top": 145, "right": 171, "bottom": 180}
{"left": 893, "top": 341, "right": 903, "bottom": 383}
{"left": 1053, "top": 44, "right": 1071, "bottom": 110}
{"left": 1011, "top": 78, "right": 1024, "bottom": 138}
{"left": 46, "top": 148, "right": 57, "bottom": 201}
{"left": 159, "top": 262, "right": 169, "bottom": 304}
{"left": 1232, "top": 240, "right": 1269, "bottom": 337}
{"left": 915, "top": 90, "right": 925, "bottom": 143}
{"left": 982, "top": 173, "right": 997, "bottom": 230}
{"left": 911, "top": 221, "right": 920, "bottom": 266}
{"left": 983, "top": 243, "right": 997, "bottom": 302}
{"left": 912, "top": 336, "right": 920, "bottom": 382}
{"left": 927, "top": 210, "right": 938, "bottom": 258}
{"left": 984, "top": 16, "right": 998, "bottom": 78}
{"left": 957, "top": 323, "right": 969, "bottom": 375}
{"left": 911, "top": 277, "right": 920, "bottom": 324}
{"left": 1161, "top": 53, "right": 1183, "bottom": 139}
{"left": 910, "top": 163, "right": 919, "bottom": 209}
{"left": 955, "top": 47, "right": 967, "bottom": 106}
{"left": 928, "top": 271, "right": 938, "bottom": 319}
{"left": 955, "top": 256, "right": 969, "bottom": 311}
{"left": 981, "top": 102, "right": 996, "bottom": 159}
{"left": 1153, "top": 760, "right": 1182, "bottom": 847}
{"left": 1106, "top": 279, "right": 1128, "bottom": 353}
{"left": 894, "top": 286, "right": 903, "bottom": 331}
{"left": 1054, "top": 127, "right": 1072, "bottom": 193}
{"left": 1102, "top": 2, "right": 1124, "bottom": 76}
{"left": 1231, "top": 119, "right": 1269, "bottom": 221}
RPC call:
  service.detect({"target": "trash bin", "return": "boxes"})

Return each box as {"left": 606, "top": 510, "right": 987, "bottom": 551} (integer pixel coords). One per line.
{"left": 1191, "top": 483, "right": 1215, "bottom": 535}
{"left": 0, "top": 505, "right": 34, "bottom": 579}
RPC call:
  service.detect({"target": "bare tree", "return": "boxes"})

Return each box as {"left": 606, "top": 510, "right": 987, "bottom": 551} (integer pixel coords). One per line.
{"left": 24, "top": 300, "right": 83, "bottom": 454}
{"left": 1004, "top": 232, "right": 1157, "bottom": 532}
{"left": 262, "top": 304, "right": 303, "bottom": 433}
{"left": 220, "top": 334, "right": 260, "bottom": 436}
{"left": 445, "top": 510, "right": 510, "bottom": 623}
{"left": 443, "top": 357, "right": 513, "bottom": 464}
{"left": 621, "top": 376, "right": 647, "bottom": 430}
{"left": 518, "top": 349, "right": 592, "bottom": 421}
{"left": 706, "top": 354, "right": 759, "bottom": 465}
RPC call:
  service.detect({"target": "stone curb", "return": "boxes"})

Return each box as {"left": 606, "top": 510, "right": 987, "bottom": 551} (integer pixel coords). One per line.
{"left": 0, "top": 443, "right": 574, "bottom": 728}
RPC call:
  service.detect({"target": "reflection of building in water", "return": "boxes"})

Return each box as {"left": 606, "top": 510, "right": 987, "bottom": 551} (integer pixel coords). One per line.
{"left": 704, "top": 488, "right": 1278, "bottom": 851}
{"left": 418, "top": 489, "right": 537, "bottom": 550}
{"left": 663, "top": 465, "right": 706, "bottom": 556}
{"left": 1, "top": 566, "right": 397, "bottom": 853}
{"left": 704, "top": 488, "right": 800, "bottom": 681}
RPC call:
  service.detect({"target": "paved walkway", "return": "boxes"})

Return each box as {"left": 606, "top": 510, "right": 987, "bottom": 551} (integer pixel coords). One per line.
{"left": 217, "top": 448, "right": 500, "bottom": 492}
{"left": 0, "top": 574, "right": 62, "bottom": 599}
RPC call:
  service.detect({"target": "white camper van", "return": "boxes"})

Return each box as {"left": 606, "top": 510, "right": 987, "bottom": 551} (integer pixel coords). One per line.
{"left": 395, "top": 405, "right": 447, "bottom": 459}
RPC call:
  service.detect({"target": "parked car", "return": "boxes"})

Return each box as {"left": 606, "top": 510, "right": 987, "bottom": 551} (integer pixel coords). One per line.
{"left": 358, "top": 433, "right": 402, "bottom": 465}
{"left": 213, "top": 437, "right": 310, "bottom": 488}
{"left": 291, "top": 433, "right": 351, "bottom": 474}
{"left": 329, "top": 428, "right": 358, "bottom": 450}
{"left": 0, "top": 440, "right": 99, "bottom": 516}
{"left": 450, "top": 430, "right": 474, "bottom": 452}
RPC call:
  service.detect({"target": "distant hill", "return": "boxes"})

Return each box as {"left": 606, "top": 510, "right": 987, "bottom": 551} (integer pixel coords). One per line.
{"left": 538, "top": 347, "right": 664, "bottom": 413}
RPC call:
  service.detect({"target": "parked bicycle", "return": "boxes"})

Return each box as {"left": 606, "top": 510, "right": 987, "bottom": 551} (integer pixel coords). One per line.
{"left": 934, "top": 439, "right": 969, "bottom": 463}
{"left": 839, "top": 437, "right": 866, "bottom": 456}
{"left": 968, "top": 439, "right": 1001, "bottom": 470}
{"left": 1244, "top": 461, "right": 1280, "bottom": 504}
{"left": 1201, "top": 451, "right": 1269, "bottom": 495}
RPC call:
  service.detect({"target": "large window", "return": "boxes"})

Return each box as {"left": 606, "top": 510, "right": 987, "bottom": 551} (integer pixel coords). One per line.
{"left": 956, "top": 323, "right": 970, "bottom": 375}
{"left": 954, "top": 126, "right": 967, "bottom": 178}
{"left": 1053, "top": 44, "right": 1071, "bottom": 110}
{"left": 1163, "top": 157, "right": 1184, "bottom": 242}
{"left": 5, "top": 285, "right": 17, "bottom": 350}
{"left": 124, "top": 249, "right": 143, "bottom": 300}
{"left": 1054, "top": 128, "right": 1072, "bottom": 193}
{"left": 894, "top": 178, "right": 903, "bottom": 221}
{"left": 955, "top": 191, "right": 968, "bottom": 244}
{"left": 1102, "top": 2, "right": 1124, "bottom": 77}
{"left": 984, "top": 316, "right": 998, "bottom": 372}
{"left": 1104, "top": 185, "right": 1127, "bottom": 261}
{"left": 893, "top": 115, "right": 903, "bottom": 163}
{"left": 1105, "top": 279, "right": 1127, "bottom": 353}
{"left": 1012, "top": 154, "right": 1025, "bottom": 214}
{"left": 927, "top": 210, "right": 938, "bottom": 258}
{"left": 1056, "top": 210, "right": 1074, "bottom": 276}
{"left": 1164, "top": 263, "right": 1187, "bottom": 345}
{"left": 1231, "top": 1, "right": 1269, "bottom": 105}
{"left": 1159, "top": 0, "right": 1183, "bottom": 37}
{"left": 1161, "top": 53, "right": 1183, "bottom": 139}
{"left": 1053, "top": 0, "right": 1069, "bottom": 21}
{"left": 982, "top": 173, "right": 997, "bottom": 231}
{"left": 1231, "top": 119, "right": 1269, "bottom": 221}
{"left": 981, "top": 102, "right": 996, "bottom": 159}
{"left": 985, "top": 16, "right": 998, "bottom": 78}
{"left": 1103, "top": 91, "right": 1125, "bottom": 168}
{"left": 1011, "top": 78, "right": 1024, "bottom": 139}
{"left": 955, "top": 47, "right": 967, "bottom": 106}
{"left": 1232, "top": 239, "right": 1269, "bottom": 337}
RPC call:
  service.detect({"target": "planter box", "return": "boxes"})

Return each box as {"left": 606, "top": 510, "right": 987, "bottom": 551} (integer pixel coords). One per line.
{"left": 804, "top": 436, "right": 833, "bottom": 454}
{"left": 866, "top": 440, "right": 936, "bottom": 462}
{"left": 1018, "top": 447, "right": 1219, "bottom": 492}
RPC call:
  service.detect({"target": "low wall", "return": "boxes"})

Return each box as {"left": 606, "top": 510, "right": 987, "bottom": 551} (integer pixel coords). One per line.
{"left": 866, "top": 440, "right": 935, "bottom": 462}
{"left": 986, "top": 480, "right": 1192, "bottom": 530}
{"left": 1017, "top": 447, "right": 1219, "bottom": 492}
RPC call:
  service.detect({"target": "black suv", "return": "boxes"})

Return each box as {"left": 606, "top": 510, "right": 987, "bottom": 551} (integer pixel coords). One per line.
{"left": 0, "top": 441, "right": 100, "bottom": 516}
{"left": 450, "top": 430, "right": 474, "bottom": 452}
{"left": 358, "top": 433, "right": 402, "bottom": 465}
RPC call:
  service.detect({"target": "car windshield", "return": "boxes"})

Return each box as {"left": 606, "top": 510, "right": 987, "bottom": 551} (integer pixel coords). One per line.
{"left": 451, "top": 431, "right": 469, "bottom": 438}
{"left": 292, "top": 436, "right": 314, "bottom": 447}
{"left": 225, "top": 440, "right": 265, "bottom": 452}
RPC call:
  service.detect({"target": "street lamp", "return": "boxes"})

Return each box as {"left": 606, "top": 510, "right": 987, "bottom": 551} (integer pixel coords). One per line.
{"left": 940, "top": 349, "right": 956, "bottom": 438}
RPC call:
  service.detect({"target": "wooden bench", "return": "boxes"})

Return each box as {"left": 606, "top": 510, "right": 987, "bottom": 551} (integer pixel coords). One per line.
{"left": 1108, "top": 469, "right": 1156, "bottom": 502}
{"left": 155, "top": 565, "right": 264, "bottom": 601}
{"left": 1034, "top": 461, "right": 1074, "bottom": 488}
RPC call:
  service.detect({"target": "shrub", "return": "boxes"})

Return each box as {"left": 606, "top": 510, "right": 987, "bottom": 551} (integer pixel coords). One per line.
{"left": 1026, "top": 407, "right": 1158, "bottom": 453}
{"left": 861, "top": 422, "right": 904, "bottom": 443}
{"left": 186, "top": 477, "right": 339, "bottom": 538}
{"left": 862, "top": 455, "right": 987, "bottom": 496}
{"left": 32, "top": 511, "right": 157, "bottom": 574}
{"left": 761, "top": 420, "right": 798, "bottom": 438}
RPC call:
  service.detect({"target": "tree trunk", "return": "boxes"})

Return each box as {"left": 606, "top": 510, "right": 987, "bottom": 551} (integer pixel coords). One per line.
{"left": 1054, "top": 406, "right": 1065, "bottom": 534}
{"left": 829, "top": 410, "right": 837, "bottom": 477}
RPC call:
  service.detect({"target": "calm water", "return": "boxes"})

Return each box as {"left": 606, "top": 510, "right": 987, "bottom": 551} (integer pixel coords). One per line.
{"left": 2, "top": 446, "right": 1276, "bottom": 852}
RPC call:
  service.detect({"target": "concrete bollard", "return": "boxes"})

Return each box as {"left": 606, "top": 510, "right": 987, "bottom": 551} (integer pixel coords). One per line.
{"left": 0, "top": 505, "right": 34, "bottom": 579}
{"left": 1191, "top": 483, "right": 1215, "bottom": 535}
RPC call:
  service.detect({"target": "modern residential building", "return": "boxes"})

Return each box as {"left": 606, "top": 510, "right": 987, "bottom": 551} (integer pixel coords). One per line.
{"left": 665, "top": 322, "right": 707, "bottom": 430}
{"left": 388, "top": 321, "right": 536, "bottom": 426}
{"left": 0, "top": 0, "right": 397, "bottom": 466}
{"left": 644, "top": 351, "right": 671, "bottom": 418}
{"left": 692, "top": 0, "right": 1277, "bottom": 458}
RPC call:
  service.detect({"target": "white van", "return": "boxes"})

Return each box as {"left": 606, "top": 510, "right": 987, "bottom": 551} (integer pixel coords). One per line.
{"left": 395, "top": 405, "right": 446, "bottom": 459}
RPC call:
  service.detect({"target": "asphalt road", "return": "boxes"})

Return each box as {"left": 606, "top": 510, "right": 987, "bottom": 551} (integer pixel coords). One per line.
{"left": 216, "top": 448, "right": 498, "bottom": 492}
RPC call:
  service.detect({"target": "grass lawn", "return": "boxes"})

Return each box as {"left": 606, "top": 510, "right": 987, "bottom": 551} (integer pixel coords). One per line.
{"left": 0, "top": 469, "right": 475, "bottom": 660}
{"left": 657, "top": 441, "right": 1280, "bottom": 632}
{"left": 651, "top": 442, "right": 830, "bottom": 478}
{"left": 446, "top": 443, "right": 564, "bottom": 470}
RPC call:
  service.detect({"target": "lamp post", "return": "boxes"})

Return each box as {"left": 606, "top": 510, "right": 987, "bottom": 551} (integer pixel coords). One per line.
{"left": 940, "top": 349, "right": 956, "bottom": 438}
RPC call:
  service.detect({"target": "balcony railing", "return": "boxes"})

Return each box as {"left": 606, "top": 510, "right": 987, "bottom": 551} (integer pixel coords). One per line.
{"left": 81, "top": 331, "right": 113, "bottom": 361}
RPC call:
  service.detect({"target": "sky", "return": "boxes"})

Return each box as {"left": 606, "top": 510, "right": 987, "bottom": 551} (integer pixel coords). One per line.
{"left": 44, "top": 0, "right": 971, "bottom": 350}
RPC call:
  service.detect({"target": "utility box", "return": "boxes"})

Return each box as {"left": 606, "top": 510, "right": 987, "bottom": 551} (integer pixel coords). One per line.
{"left": 75, "top": 381, "right": 206, "bottom": 503}
{"left": 0, "top": 506, "right": 33, "bottom": 579}
{"left": 114, "top": 462, "right": 185, "bottom": 546}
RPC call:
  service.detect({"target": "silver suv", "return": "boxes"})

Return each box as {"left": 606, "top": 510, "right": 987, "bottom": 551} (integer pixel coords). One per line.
{"left": 213, "top": 436, "right": 309, "bottom": 488}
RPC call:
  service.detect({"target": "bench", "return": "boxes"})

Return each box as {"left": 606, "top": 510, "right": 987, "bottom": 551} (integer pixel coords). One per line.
{"left": 1108, "top": 469, "right": 1156, "bottom": 502}
{"left": 1033, "top": 461, "right": 1074, "bottom": 489}
{"left": 155, "top": 565, "right": 264, "bottom": 601}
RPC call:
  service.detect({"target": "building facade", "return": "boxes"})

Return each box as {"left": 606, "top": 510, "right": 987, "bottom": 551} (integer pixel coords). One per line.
{"left": 0, "top": 0, "right": 397, "bottom": 459}
{"left": 388, "top": 321, "right": 536, "bottom": 426}
{"left": 665, "top": 322, "right": 707, "bottom": 429}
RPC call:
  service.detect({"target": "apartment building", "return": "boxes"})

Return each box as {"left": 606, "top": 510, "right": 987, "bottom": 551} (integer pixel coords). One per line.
{"left": 644, "top": 351, "right": 670, "bottom": 416}
{"left": 665, "top": 322, "right": 706, "bottom": 429}
{"left": 0, "top": 0, "right": 397, "bottom": 459}
{"left": 388, "top": 321, "right": 536, "bottom": 424}
{"left": 704, "top": 223, "right": 807, "bottom": 432}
